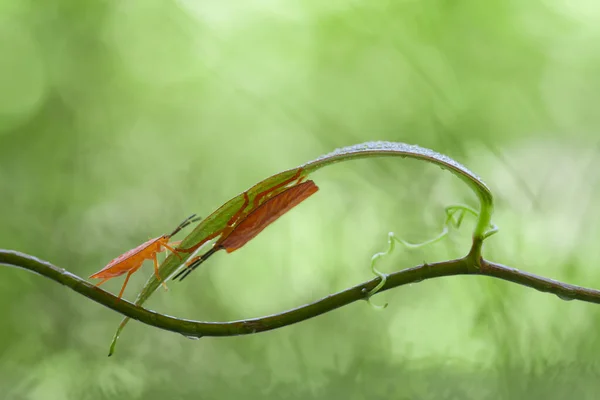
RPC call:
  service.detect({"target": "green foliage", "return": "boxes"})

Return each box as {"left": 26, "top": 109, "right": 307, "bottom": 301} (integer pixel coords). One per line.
{"left": 2, "top": 0, "right": 600, "bottom": 399}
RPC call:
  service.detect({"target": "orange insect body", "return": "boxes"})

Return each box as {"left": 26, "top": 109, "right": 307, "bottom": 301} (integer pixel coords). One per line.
{"left": 174, "top": 172, "right": 319, "bottom": 281}
{"left": 90, "top": 215, "right": 197, "bottom": 299}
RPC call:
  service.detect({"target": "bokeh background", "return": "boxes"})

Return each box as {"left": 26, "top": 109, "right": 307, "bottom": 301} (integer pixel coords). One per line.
{"left": 2, "top": 1, "right": 600, "bottom": 399}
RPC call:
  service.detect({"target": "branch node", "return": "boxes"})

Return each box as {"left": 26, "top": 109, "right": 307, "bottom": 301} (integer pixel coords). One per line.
{"left": 361, "top": 287, "right": 388, "bottom": 309}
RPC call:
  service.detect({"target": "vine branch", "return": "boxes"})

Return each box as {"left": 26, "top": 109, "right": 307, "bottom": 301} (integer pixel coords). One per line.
{"left": 2, "top": 249, "right": 599, "bottom": 343}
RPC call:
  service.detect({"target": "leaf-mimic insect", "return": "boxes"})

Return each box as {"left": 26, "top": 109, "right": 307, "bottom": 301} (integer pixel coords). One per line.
{"left": 174, "top": 171, "right": 318, "bottom": 281}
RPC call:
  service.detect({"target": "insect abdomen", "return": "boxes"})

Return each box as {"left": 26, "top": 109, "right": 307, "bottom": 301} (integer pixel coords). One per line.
{"left": 89, "top": 237, "right": 161, "bottom": 278}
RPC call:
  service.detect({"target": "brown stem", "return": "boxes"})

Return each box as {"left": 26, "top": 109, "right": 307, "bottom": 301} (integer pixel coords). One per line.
{"left": 1, "top": 249, "right": 598, "bottom": 342}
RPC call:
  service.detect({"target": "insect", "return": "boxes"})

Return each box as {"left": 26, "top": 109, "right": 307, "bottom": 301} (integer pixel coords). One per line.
{"left": 173, "top": 172, "right": 319, "bottom": 281}
{"left": 90, "top": 214, "right": 200, "bottom": 299}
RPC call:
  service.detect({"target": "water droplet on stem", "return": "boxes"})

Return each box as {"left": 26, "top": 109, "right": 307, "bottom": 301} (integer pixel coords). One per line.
{"left": 182, "top": 335, "right": 202, "bottom": 340}
{"left": 556, "top": 294, "right": 574, "bottom": 301}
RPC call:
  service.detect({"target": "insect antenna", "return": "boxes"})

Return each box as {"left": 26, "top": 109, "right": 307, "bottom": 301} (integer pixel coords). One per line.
{"left": 168, "top": 214, "right": 202, "bottom": 238}
{"left": 173, "top": 246, "right": 220, "bottom": 281}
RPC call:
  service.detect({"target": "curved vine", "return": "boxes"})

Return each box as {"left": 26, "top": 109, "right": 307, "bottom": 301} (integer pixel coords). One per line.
{"left": 0, "top": 142, "right": 517, "bottom": 356}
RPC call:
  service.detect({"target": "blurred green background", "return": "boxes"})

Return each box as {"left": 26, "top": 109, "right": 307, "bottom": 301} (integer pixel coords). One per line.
{"left": 2, "top": 0, "right": 600, "bottom": 399}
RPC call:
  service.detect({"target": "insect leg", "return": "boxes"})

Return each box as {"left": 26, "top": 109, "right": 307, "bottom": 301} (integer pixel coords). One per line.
{"left": 162, "top": 242, "right": 184, "bottom": 260}
{"left": 173, "top": 246, "right": 221, "bottom": 281}
{"left": 226, "top": 192, "right": 250, "bottom": 226}
{"left": 93, "top": 277, "right": 111, "bottom": 287}
{"left": 117, "top": 270, "right": 134, "bottom": 300}
{"left": 177, "top": 229, "right": 223, "bottom": 254}
{"left": 251, "top": 168, "right": 303, "bottom": 209}
{"left": 153, "top": 253, "right": 168, "bottom": 291}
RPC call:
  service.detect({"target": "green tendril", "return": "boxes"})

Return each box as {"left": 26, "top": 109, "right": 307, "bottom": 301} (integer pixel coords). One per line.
{"left": 365, "top": 205, "right": 497, "bottom": 305}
